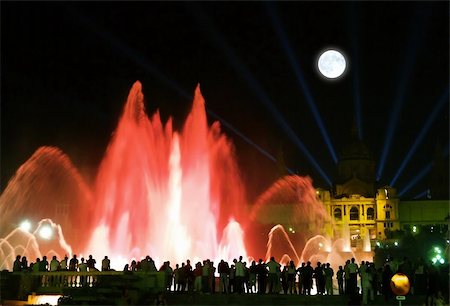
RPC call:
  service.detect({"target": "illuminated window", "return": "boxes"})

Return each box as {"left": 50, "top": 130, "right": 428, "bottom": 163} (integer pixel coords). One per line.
{"left": 350, "top": 206, "right": 359, "bottom": 221}
{"left": 367, "top": 207, "right": 375, "bottom": 220}
{"left": 334, "top": 208, "right": 342, "bottom": 221}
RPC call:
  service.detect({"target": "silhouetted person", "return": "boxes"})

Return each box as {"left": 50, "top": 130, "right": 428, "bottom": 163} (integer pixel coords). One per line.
{"left": 235, "top": 256, "right": 245, "bottom": 294}
{"left": 178, "top": 262, "right": 187, "bottom": 292}
{"left": 348, "top": 258, "right": 359, "bottom": 294}
{"left": 281, "top": 265, "right": 288, "bottom": 294}
{"left": 229, "top": 264, "right": 236, "bottom": 293}
{"left": 49, "top": 255, "right": 60, "bottom": 286}
{"left": 174, "top": 264, "right": 180, "bottom": 291}
{"left": 39, "top": 255, "right": 48, "bottom": 271}
{"left": 87, "top": 255, "right": 97, "bottom": 271}
{"left": 185, "top": 259, "right": 193, "bottom": 292}
{"left": 69, "top": 255, "right": 78, "bottom": 271}
{"left": 297, "top": 262, "right": 306, "bottom": 295}
{"left": 194, "top": 262, "right": 203, "bottom": 292}
{"left": 249, "top": 261, "right": 257, "bottom": 293}
{"left": 21, "top": 256, "right": 28, "bottom": 271}
{"left": 287, "top": 261, "right": 297, "bottom": 294}
{"left": 361, "top": 265, "right": 374, "bottom": 305}
{"left": 60, "top": 255, "right": 68, "bottom": 271}
{"left": 382, "top": 264, "right": 393, "bottom": 302}
{"left": 267, "top": 256, "right": 281, "bottom": 293}
{"left": 50, "top": 255, "right": 59, "bottom": 272}
{"left": 256, "top": 259, "right": 267, "bottom": 294}
{"left": 101, "top": 256, "right": 110, "bottom": 271}
{"left": 218, "top": 259, "right": 230, "bottom": 293}
{"left": 324, "top": 263, "right": 334, "bottom": 295}
{"left": 314, "top": 262, "right": 324, "bottom": 295}
{"left": 337, "top": 265, "right": 345, "bottom": 294}
{"left": 303, "top": 261, "right": 314, "bottom": 295}
{"left": 79, "top": 257, "right": 88, "bottom": 286}
{"left": 210, "top": 261, "right": 216, "bottom": 293}
{"left": 13, "top": 255, "right": 21, "bottom": 272}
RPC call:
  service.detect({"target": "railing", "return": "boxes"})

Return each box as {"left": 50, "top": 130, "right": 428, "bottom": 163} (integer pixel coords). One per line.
{"left": 1, "top": 271, "right": 166, "bottom": 301}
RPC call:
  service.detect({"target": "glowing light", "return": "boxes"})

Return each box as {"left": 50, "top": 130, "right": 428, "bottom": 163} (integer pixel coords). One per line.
{"left": 439, "top": 258, "right": 444, "bottom": 264}
{"left": 318, "top": 242, "right": 323, "bottom": 248}
{"left": 317, "top": 50, "right": 346, "bottom": 79}
{"left": 434, "top": 247, "right": 441, "bottom": 253}
{"left": 39, "top": 225, "right": 53, "bottom": 240}
{"left": 394, "top": 241, "right": 398, "bottom": 247}
{"left": 390, "top": 273, "right": 411, "bottom": 296}
{"left": 412, "top": 226, "right": 417, "bottom": 233}
{"left": 376, "top": 241, "right": 381, "bottom": 247}
{"left": 28, "top": 294, "right": 62, "bottom": 305}
{"left": 19, "top": 220, "right": 32, "bottom": 232}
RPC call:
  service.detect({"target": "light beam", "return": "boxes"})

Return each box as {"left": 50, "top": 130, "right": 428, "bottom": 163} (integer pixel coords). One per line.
{"left": 390, "top": 88, "right": 449, "bottom": 186}
{"left": 189, "top": 5, "right": 333, "bottom": 186}
{"left": 376, "top": 8, "right": 428, "bottom": 182}
{"left": 265, "top": 3, "right": 338, "bottom": 164}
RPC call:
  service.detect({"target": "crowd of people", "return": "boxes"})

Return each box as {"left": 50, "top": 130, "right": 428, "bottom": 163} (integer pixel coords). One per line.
{"left": 11, "top": 253, "right": 449, "bottom": 305}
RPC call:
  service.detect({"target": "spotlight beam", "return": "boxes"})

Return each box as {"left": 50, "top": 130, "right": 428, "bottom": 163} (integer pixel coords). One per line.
{"left": 412, "top": 190, "right": 429, "bottom": 200}
{"left": 390, "top": 88, "right": 449, "bottom": 186}
{"left": 188, "top": 5, "right": 333, "bottom": 186}
{"left": 346, "top": 4, "right": 363, "bottom": 140}
{"left": 207, "top": 110, "right": 295, "bottom": 175}
{"left": 67, "top": 7, "right": 295, "bottom": 174}
{"left": 398, "top": 163, "right": 433, "bottom": 197}
{"left": 66, "top": 7, "right": 191, "bottom": 101}
{"left": 265, "top": 3, "right": 338, "bottom": 164}
{"left": 398, "top": 144, "right": 449, "bottom": 197}
{"left": 376, "top": 7, "right": 428, "bottom": 182}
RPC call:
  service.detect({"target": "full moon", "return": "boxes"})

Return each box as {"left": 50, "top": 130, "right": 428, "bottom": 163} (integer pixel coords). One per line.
{"left": 318, "top": 49, "right": 346, "bottom": 79}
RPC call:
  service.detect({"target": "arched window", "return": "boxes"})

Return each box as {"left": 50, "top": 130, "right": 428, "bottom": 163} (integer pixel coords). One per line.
{"left": 350, "top": 206, "right": 359, "bottom": 221}
{"left": 367, "top": 207, "right": 375, "bottom": 220}
{"left": 334, "top": 208, "right": 342, "bottom": 221}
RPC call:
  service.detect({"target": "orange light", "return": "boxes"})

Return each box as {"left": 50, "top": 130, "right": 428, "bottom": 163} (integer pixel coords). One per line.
{"left": 390, "top": 273, "right": 410, "bottom": 296}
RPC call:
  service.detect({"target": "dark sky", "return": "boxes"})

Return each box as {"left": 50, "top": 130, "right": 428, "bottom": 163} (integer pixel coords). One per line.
{"left": 1, "top": 2, "right": 449, "bottom": 201}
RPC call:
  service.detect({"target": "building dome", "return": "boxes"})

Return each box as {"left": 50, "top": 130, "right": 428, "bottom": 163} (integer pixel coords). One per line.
{"left": 335, "top": 127, "right": 375, "bottom": 197}
{"left": 340, "top": 139, "right": 373, "bottom": 161}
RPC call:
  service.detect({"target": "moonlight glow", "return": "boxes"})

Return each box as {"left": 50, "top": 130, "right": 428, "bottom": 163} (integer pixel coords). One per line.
{"left": 318, "top": 50, "right": 346, "bottom": 79}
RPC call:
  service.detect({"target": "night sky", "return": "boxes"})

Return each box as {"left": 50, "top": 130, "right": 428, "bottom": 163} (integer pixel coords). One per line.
{"left": 2, "top": 2, "right": 449, "bottom": 201}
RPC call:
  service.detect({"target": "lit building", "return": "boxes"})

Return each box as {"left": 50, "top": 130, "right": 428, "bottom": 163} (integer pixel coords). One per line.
{"left": 318, "top": 129, "right": 449, "bottom": 250}
{"left": 254, "top": 128, "right": 449, "bottom": 252}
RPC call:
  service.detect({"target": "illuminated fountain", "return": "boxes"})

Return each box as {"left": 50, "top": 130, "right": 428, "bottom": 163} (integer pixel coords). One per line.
{"left": 0, "top": 81, "right": 372, "bottom": 271}
{"left": 1, "top": 82, "right": 247, "bottom": 269}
